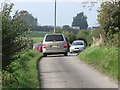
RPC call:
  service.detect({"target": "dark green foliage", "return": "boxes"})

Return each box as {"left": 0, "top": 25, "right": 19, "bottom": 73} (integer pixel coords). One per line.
{"left": 104, "top": 33, "right": 119, "bottom": 48}
{"left": 97, "top": 2, "right": 120, "bottom": 35}
{"left": 33, "top": 25, "right": 79, "bottom": 34}
{"left": 2, "top": 50, "right": 42, "bottom": 88}
{"left": 34, "top": 25, "right": 54, "bottom": 32}
{"left": 72, "top": 12, "right": 88, "bottom": 30}
{"left": 2, "top": 3, "right": 31, "bottom": 70}
{"left": 15, "top": 10, "right": 38, "bottom": 31}
{"left": 63, "top": 31, "right": 76, "bottom": 43}
{"left": 0, "top": 13, "right": 1, "bottom": 71}
{"left": 76, "top": 30, "right": 90, "bottom": 46}
{"left": 97, "top": 1, "right": 120, "bottom": 48}
{"left": 62, "top": 25, "right": 73, "bottom": 32}
{"left": 62, "top": 25, "right": 79, "bottom": 34}
{"left": 41, "top": 26, "right": 54, "bottom": 32}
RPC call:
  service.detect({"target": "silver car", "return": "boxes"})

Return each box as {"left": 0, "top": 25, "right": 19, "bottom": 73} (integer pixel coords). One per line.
{"left": 69, "top": 40, "right": 85, "bottom": 53}
{"left": 42, "top": 34, "right": 68, "bottom": 57}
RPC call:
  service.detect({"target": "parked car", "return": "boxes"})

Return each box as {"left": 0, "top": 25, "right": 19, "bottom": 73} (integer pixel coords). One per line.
{"left": 33, "top": 43, "right": 42, "bottom": 52}
{"left": 69, "top": 40, "right": 85, "bottom": 53}
{"left": 42, "top": 34, "right": 68, "bottom": 57}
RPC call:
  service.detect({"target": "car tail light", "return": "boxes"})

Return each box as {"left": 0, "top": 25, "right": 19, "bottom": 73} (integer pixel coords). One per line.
{"left": 42, "top": 44, "right": 46, "bottom": 48}
{"left": 64, "top": 42, "right": 68, "bottom": 48}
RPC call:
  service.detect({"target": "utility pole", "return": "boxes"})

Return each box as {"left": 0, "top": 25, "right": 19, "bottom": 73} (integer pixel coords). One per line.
{"left": 54, "top": 0, "right": 56, "bottom": 34}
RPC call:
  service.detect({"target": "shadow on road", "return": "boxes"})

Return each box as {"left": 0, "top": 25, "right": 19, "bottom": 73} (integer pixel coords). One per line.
{"left": 46, "top": 54, "right": 64, "bottom": 57}
{"left": 46, "top": 53, "right": 78, "bottom": 57}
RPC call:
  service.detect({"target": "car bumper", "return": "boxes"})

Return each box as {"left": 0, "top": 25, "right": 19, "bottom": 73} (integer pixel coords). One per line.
{"left": 70, "top": 48, "right": 83, "bottom": 53}
{"left": 42, "top": 48, "right": 68, "bottom": 54}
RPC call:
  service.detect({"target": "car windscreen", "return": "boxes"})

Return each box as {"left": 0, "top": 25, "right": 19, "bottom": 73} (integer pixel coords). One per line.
{"left": 72, "top": 41, "right": 84, "bottom": 45}
{"left": 45, "top": 35, "right": 64, "bottom": 41}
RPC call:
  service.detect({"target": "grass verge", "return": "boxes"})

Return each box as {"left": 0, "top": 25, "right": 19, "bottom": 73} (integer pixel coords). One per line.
{"left": 2, "top": 50, "right": 43, "bottom": 88}
{"left": 78, "top": 46, "right": 118, "bottom": 79}
{"left": 0, "top": 72, "right": 1, "bottom": 89}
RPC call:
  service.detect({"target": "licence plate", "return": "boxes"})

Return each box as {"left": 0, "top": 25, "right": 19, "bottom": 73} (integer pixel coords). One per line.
{"left": 52, "top": 45, "right": 59, "bottom": 48}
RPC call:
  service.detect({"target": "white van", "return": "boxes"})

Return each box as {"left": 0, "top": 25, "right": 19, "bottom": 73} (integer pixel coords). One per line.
{"left": 42, "top": 34, "right": 68, "bottom": 57}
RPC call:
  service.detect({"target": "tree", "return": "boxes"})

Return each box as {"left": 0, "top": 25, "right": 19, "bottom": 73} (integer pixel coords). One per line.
{"left": 2, "top": 3, "right": 31, "bottom": 69}
{"left": 15, "top": 10, "right": 38, "bottom": 31}
{"left": 97, "top": 1, "right": 120, "bottom": 36}
{"left": 42, "top": 25, "right": 54, "bottom": 32}
{"left": 76, "top": 30, "right": 90, "bottom": 46}
{"left": 97, "top": 1, "right": 120, "bottom": 47}
{"left": 62, "top": 25, "right": 73, "bottom": 32}
{"left": 63, "top": 31, "right": 76, "bottom": 43}
{"left": 72, "top": 12, "right": 88, "bottom": 30}
{"left": 0, "top": 10, "right": 1, "bottom": 70}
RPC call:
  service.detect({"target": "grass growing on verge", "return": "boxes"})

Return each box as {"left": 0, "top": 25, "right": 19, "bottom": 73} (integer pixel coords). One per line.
{"left": 0, "top": 72, "right": 1, "bottom": 89}
{"left": 2, "top": 50, "right": 43, "bottom": 88}
{"left": 78, "top": 46, "right": 118, "bottom": 79}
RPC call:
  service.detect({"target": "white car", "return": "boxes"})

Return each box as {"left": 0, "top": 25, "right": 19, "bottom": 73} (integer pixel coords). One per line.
{"left": 69, "top": 40, "right": 85, "bottom": 53}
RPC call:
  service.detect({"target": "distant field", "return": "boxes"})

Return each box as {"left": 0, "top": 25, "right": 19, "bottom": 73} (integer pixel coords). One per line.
{"left": 29, "top": 31, "right": 50, "bottom": 37}
{"left": 28, "top": 31, "right": 51, "bottom": 43}
{"left": 32, "top": 37, "right": 43, "bottom": 43}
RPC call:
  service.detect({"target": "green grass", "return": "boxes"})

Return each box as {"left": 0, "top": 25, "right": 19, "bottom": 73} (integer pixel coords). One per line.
{"left": 32, "top": 37, "right": 43, "bottom": 43}
{"left": 2, "top": 50, "right": 43, "bottom": 88}
{"left": 0, "top": 72, "right": 1, "bottom": 89}
{"left": 28, "top": 31, "right": 50, "bottom": 43}
{"left": 29, "top": 31, "right": 50, "bottom": 37}
{"left": 78, "top": 46, "right": 118, "bottom": 79}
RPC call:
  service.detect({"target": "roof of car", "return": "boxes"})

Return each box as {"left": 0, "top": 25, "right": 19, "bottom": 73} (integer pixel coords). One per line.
{"left": 73, "top": 40, "right": 84, "bottom": 42}
{"left": 45, "top": 33, "right": 63, "bottom": 36}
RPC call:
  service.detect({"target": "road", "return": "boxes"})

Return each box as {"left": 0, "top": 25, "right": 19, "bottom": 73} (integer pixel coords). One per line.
{"left": 38, "top": 53, "right": 118, "bottom": 88}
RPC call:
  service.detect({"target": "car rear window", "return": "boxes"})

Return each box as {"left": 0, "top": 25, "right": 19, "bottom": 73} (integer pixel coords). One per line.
{"left": 72, "top": 41, "right": 84, "bottom": 45}
{"left": 45, "top": 35, "right": 64, "bottom": 41}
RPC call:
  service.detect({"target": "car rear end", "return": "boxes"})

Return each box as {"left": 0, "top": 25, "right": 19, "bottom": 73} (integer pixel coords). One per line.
{"left": 33, "top": 43, "right": 43, "bottom": 52}
{"left": 70, "top": 40, "right": 85, "bottom": 53}
{"left": 42, "top": 34, "right": 68, "bottom": 56}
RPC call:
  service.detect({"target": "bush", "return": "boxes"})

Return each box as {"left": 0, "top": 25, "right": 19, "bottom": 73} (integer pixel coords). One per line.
{"left": 104, "top": 33, "right": 119, "bottom": 48}
{"left": 2, "top": 50, "right": 43, "bottom": 88}
{"left": 2, "top": 3, "right": 31, "bottom": 70}
{"left": 76, "top": 30, "right": 90, "bottom": 46}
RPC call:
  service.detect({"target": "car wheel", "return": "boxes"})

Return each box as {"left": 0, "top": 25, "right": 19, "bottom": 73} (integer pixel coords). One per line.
{"left": 43, "top": 53, "right": 47, "bottom": 57}
{"left": 64, "top": 52, "right": 68, "bottom": 56}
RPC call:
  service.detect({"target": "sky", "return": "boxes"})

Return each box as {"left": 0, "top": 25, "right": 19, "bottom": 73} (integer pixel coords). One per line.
{"left": 1, "top": 0, "right": 102, "bottom": 27}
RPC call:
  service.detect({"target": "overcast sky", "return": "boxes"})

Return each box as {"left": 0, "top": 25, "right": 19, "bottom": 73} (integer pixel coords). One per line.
{"left": 2, "top": 0, "right": 101, "bottom": 27}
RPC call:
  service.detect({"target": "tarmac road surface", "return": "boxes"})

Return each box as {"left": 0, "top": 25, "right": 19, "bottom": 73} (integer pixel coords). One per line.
{"left": 38, "top": 53, "right": 118, "bottom": 88}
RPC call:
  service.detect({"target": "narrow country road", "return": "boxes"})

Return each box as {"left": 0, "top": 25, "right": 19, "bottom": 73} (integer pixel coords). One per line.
{"left": 38, "top": 53, "right": 118, "bottom": 88}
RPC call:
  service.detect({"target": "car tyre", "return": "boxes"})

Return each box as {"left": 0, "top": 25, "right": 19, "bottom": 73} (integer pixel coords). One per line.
{"left": 43, "top": 53, "right": 47, "bottom": 57}
{"left": 64, "top": 52, "right": 68, "bottom": 56}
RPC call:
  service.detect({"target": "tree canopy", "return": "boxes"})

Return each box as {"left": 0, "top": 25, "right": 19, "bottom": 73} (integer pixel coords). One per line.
{"left": 97, "top": 1, "right": 120, "bottom": 35}
{"left": 15, "top": 10, "right": 38, "bottom": 31}
{"left": 2, "top": 3, "right": 32, "bottom": 69}
{"left": 72, "top": 12, "right": 88, "bottom": 30}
